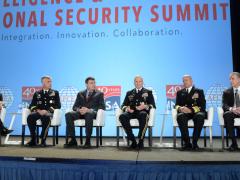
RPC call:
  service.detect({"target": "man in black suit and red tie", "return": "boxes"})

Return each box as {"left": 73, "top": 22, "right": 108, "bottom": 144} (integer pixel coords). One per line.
{"left": 175, "top": 75, "right": 206, "bottom": 151}
{"left": 222, "top": 72, "right": 240, "bottom": 151}
{"left": 64, "top": 77, "right": 105, "bottom": 148}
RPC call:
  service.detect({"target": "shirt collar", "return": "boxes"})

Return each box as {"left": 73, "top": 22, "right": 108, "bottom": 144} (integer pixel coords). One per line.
{"left": 186, "top": 86, "right": 193, "bottom": 93}
{"left": 43, "top": 89, "right": 49, "bottom": 93}
{"left": 86, "top": 89, "right": 94, "bottom": 95}
{"left": 136, "top": 87, "right": 143, "bottom": 92}
{"left": 233, "top": 86, "right": 240, "bottom": 93}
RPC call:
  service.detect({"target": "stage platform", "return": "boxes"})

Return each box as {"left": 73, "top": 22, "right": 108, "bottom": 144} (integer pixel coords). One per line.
{"left": 0, "top": 137, "right": 240, "bottom": 180}
{"left": 0, "top": 137, "right": 240, "bottom": 162}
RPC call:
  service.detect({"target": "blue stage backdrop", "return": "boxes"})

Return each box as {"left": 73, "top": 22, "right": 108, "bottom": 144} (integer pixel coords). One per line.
{"left": 0, "top": 0, "right": 233, "bottom": 137}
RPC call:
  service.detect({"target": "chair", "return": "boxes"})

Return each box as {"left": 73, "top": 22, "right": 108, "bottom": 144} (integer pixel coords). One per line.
{"left": 21, "top": 108, "right": 62, "bottom": 146}
{"left": 0, "top": 108, "right": 7, "bottom": 145}
{"left": 115, "top": 108, "right": 156, "bottom": 147}
{"left": 172, "top": 107, "right": 214, "bottom": 149}
{"left": 66, "top": 109, "right": 105, "bottom": 147}
{"left": 217, "top": 107, "right": 240, "bottom": 149}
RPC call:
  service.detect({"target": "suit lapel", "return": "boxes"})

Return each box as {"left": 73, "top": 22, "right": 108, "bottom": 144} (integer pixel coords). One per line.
{"left": 82, "top": 90, "right": 88, "bottom": 102}
{"left": 188, "top": 86, "right": 196, "bottom": 98}
{"left": 85, "top": 90, "right": 96, "bottom": 102}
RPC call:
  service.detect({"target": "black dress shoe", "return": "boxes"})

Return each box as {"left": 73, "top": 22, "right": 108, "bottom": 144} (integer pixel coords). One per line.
{"left": 26, "top": 139, "right": 37, "bottom": 147}
{"left": 192, "top": 144, "right": 200, "bottom": 151}
{"left": 83, "top": 142, "right": 92, "bottom": 148}
{"left": 40, "top": 139, "right": 47, "bottom": 147}
{"left": 181, "top": 143, "right": 192, "bottom": 151}
{"left": 138, "top": 140, "right": 144, "bottom": 149}
{"left": 64, "top": 139, "right": 78, "bottom": 148}
{"left": 129, "top": 141, "right": 138, "bottom": 149}
{"left": 228, "top": 144, "right": 239, "bottom": 151}
{"left": 1, "top": 129, "right": 13, "bottom": 136}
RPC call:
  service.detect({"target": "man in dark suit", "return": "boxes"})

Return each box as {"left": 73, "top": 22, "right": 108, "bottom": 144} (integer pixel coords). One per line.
{"left": 64, "top": 77, "right": 105, "bottom": 148}
{"left": 27, "top": 76, "right": 61, "bottom": 147}
{"left": 175, "top": 75, "right": 206, "bottom": 150}
{"left": 222, "top": 72, "right": 240, "bottom": 151}
{"left": 0, "top": 93, "right": 13, "bottom": 135}
{"left": 119, "top": 76, "right": 156, "bottom": 149}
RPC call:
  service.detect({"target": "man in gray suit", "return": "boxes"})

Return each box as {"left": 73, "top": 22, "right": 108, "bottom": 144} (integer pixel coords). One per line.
{"left": 64, "top": 77, "right": 105, "bottom": 148}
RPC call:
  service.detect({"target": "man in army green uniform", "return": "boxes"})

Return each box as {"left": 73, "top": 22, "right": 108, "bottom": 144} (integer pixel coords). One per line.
{"left": 119, "top": 76, "right": 156, "bottom": 149}
{"left": 26, "top": 76, "right": 61, "bottom": 147}
{"left": 175, "top": 75, "right": 206, "bottom": 151}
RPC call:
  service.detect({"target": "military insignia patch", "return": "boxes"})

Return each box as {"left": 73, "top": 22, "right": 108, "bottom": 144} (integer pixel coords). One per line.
{"left": 49, "top": 91, "right": 55, "bottom": 97}
{"left": 192, "top": 93, "right": 199, "bottom": 99}
{"left": 128, "top": 95, "right": 134, "bottom": 101}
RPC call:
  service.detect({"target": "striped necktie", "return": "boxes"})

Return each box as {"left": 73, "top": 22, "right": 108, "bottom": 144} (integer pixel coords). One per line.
{"left": 235, "top": 89, "right": 240, "bottom": 108}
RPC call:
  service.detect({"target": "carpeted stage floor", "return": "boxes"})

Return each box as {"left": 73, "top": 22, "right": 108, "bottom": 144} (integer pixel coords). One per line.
{"left": 0, "top": 137, "right": 240, "bottom": 162}
{"left": 0, "top": 137, "right": 240, "bottom": 180}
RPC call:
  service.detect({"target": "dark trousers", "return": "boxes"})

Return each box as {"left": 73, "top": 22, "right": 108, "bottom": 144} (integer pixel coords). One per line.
{"left": 119, "top": 111, "right": 148, "bottom": 142}
{"left": 27, "top": 112, "right": 52, "bottom": 140}
{"left": 177, "top": 112, "right": 205, "bottom": 145}
{"left": 223, "top": 111, "right": 240, "bottom": 146}
{"left": 0, "top": 119, "right": 5, "bottom": 132}
{"left": 65, "top": 111, "right": 96, "bottom": 141}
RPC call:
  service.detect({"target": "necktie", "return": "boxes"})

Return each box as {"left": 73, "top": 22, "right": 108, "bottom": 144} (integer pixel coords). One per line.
{"left": 86, "top": 91, "right": 92, "bottom": 102}
{"left": 186, "top": 88, "right": 189, "bottom": 94}
{"left": 235, "top": 89, "right": 240, "bottom": 108}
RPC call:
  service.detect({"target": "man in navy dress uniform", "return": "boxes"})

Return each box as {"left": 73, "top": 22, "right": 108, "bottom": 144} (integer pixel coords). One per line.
{"left": 175, "top": 75, "right": 206, "bottom": 151}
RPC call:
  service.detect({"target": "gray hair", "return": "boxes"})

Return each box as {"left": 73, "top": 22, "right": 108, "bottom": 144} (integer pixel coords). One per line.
{"left": 134, "top": 75, "right": 143, "bottom": 81}
{"left": 230, "top": 72, "right": 240, "bottom": 79}
{"left": 41, "top": 75, "right": 52, "bottom": 82}
{"left": 182, "top": 74, "right": 192, "bottom": 80}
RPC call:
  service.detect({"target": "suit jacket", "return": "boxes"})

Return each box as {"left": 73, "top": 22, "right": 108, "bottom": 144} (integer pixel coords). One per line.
{"left": 121, "top": 87, "right": 156, "bottom": 113}
{"left": 222, "top": 87, "right": 235, "bottom": 112}
{"left": 29, "top": 89, "right": 61, "bottom": 113}
{"left": 175, "top": 86, "right": 206, "bottom": 114}
{"left": 72, "top": 89, "right": 105, "bottom": 113}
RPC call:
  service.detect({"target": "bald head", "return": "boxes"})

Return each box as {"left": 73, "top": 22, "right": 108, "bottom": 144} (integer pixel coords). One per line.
{"left": 182, "top": 74, "right": 193, "bottom": 88}
{"left": 134, "top": 76, "right": 144, "bottom": 89}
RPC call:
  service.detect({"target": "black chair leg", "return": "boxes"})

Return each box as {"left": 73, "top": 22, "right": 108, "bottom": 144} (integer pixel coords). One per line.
{"left": 56, "top": 126, "right": 59, "bottom": 145}
{"left": 148, "top": 127, "right": 152, "bottom": 147}
{"left": 100, "top": 126, "right": 103, "bottom": 146}
{"left": 96, "top": 127, "right": 99, "bottom": 147}
{"left": 36, "top": 126, "right": 39, "bottom": 144}
{"left": 117, "top": 127, "right": 119, "bottom": 147}
{"left": 65, "top": 126, "right": 68, "bottom": 144}
{"left": 204, "top": 127, "right": 207, "bottom": 147}
{"left": 52, "top": 127, "right": 56, "bottom": 146}
{"left": 226, "top": 128, "right": 229, "bottom": 147}
{"left": 21, "top": 125, "right": 25, "bottom": 146}
{"left": 80, "top": 127, "right": 83, "bottom": 145}
{"left": 173, "top": 127, "right": 177, "bottom": 148}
